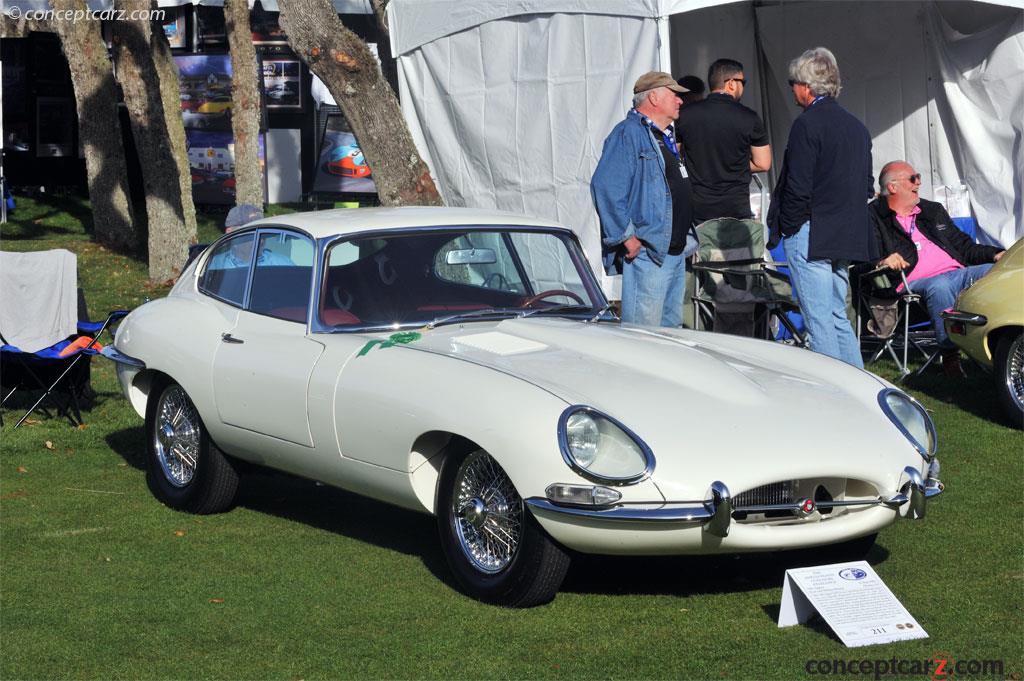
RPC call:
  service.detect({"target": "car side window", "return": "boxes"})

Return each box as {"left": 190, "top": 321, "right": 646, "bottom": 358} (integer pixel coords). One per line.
{"left": 199, "top": 233, "right": 255, "bottom": 306}
{"left": 247, "top": 231, "right": 315, "bottom": 323}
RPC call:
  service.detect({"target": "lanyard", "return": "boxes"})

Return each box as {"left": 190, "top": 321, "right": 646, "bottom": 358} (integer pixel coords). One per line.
{"left": 634, "top": 109, "right": 680, "bottom": 160}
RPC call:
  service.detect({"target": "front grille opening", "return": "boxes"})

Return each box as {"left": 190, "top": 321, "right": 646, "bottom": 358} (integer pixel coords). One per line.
{"left": 731, "top": 478, "right": 877, "bottom": 524}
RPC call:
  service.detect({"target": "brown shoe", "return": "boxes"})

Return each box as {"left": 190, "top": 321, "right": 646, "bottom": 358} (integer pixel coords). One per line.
{"left": 942, "top": 349, "right": 966, "bottom": 378}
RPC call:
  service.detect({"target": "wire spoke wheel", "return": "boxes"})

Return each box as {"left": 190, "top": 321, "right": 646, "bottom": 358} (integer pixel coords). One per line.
{"left": 1005, "top": 334, "right": 1024, "bottom": 413}
{"left": 153, "top": 385, "right": 201, "bottom": 487}
{"left": 451, "top": 450, "right": 523, "bottom": 574}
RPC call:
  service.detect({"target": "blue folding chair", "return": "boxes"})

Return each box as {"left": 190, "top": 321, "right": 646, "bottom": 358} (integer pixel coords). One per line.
{"left": 1, "top": 309, "right": 128, "bottom": 428}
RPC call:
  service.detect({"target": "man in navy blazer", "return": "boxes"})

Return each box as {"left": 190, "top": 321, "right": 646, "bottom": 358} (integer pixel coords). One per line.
{"left": 768, "top": 47, "right": 875, "bottom": 368}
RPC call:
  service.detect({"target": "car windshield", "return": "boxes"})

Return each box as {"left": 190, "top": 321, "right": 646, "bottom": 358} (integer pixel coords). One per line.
{"left": 318, "top": 227, "right": 603, "bottom": 330}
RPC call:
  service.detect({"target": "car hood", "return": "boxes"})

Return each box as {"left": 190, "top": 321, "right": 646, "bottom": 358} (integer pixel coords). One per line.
{"left": 406, "top": 318, "right": 918, "bottom": 498}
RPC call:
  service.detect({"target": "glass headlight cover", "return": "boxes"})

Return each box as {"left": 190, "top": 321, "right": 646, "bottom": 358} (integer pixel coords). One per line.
{"left": 557, "top": 406, "right": 655, "bottom": 484}
{"left": 879, "top": 389, "right": 937, "bottom": 460}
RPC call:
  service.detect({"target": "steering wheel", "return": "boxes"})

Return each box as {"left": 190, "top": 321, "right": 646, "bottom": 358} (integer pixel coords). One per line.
{"left": 483, "top": 272, "right": 510, "bottom": 290}
{"left": 521, "top": 289, "right": 586, "bottom": 308}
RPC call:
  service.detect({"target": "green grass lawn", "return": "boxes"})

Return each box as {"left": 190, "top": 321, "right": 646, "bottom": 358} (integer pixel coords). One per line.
{"left": 2, "top": 195, "right": 1022, "bottom": 680}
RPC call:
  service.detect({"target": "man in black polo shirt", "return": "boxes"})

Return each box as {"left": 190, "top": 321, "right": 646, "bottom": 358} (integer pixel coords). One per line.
{"left": 675, "top": 58, "right": 771, "bottom": 225}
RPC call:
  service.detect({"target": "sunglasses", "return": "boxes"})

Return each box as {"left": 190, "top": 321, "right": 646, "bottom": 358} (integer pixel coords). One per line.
{"left": 787, "top": 79, "right": 806, "bottom": 87}
{"left": 727, "top": 78, "right": 747, "bottom": 86}
{"left": 894, "top": 174, "right": 922, "bottom": 184}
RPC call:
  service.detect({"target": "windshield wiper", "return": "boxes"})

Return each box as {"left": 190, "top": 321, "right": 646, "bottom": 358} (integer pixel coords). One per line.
{"left": 425, "top": 307, "right": 520, "bottom": 330}
{"left": 519, "top": 304, "right": 592, "bottom": 319}
{"left": 587, "top": 302, "right": 617, "bottom": 323}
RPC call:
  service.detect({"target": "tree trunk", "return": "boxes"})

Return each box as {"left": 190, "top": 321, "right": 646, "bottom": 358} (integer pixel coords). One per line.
{"left": 278, "top": 0, "right": 441, "bottom": 206}
{"left": 49, "top": 0, "right": 136, "bottom": 252}
{"left": 151, "top": 23, "right": 199, "bottom": 252}
{"left": 368, "top": 0, "right": 399, "bottom": 95}
{"left": 111, "top": 1, "right": 193, "bottom": 282}
{"left": 224, "top": 0, "right": 264, "bottom": 207}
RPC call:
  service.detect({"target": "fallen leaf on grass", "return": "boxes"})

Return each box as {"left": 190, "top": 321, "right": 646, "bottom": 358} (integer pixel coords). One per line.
{"left": 174, "top": 530, "right": 186, "bottom": 537}
{"left": 1, "top": 490, "right": 27, "bottom": 500}
{"left": 117, "top": 463, "right": 127, "bottom": 467}
{"left": 23, "top": 418, "right": 41, "bottom": 426}
{"left": 209, "top": 598, "right": 225, "bottom": 604}
{"left": 77, "top": 424, "right": 88, "bottom": 431}
{"left": 16, "top": 466, "right": 27, "bottom": 474}
{"left": 44, "top": 441, "right": 55, "bottom": 450}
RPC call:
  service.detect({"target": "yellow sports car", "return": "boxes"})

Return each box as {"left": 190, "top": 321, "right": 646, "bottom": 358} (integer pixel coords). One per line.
{"left": 943, "top": 237, "right": 1023, "bottom": 428}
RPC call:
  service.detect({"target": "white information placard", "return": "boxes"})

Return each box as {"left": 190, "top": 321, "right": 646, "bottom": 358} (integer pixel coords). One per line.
{"left": 778, "top": 561, "right": 928, "bottom": 648}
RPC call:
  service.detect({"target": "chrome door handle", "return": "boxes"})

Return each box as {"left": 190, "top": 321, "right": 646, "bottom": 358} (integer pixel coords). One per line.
{"left": 221, "top": 333, "right": 244, "bottom": 344}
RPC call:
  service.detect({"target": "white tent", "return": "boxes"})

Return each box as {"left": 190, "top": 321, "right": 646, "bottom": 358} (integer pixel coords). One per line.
{"left": 389, "top": 0, "right": 1024, "bottom": 292}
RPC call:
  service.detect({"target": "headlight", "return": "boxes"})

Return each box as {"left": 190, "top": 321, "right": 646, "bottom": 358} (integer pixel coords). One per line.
{"left": 879, "top": 389, "right": 937, "bottom": 461}
{"left": 557, "top": 406, "right": 654, "bottom": 484}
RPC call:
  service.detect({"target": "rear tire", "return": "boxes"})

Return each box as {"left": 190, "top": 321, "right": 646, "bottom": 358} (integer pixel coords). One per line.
{"left": 994, "top": 332, "right": 1024, "bottom": 429}
{"left": 437, "top": 447, "right": 569, "bottom": 607}
{"left": 145, "top": 378, "right": 239, "bottom": 514}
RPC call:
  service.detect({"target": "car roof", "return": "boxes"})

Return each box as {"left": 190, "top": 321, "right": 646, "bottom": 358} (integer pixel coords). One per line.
{"left": 246, "top": 206, "right": 567, "bottom": 240}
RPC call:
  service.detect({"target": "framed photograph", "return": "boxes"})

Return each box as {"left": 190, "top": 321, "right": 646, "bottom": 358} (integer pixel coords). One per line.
{"left": 261, "top": 58, "right": 302, "bottom": 110}
{"left": 162, "top": 11, "right": 188, "bottom": 50}
{"left": 196, "top": 6, "right": 226, "bottom": 48}
{"left": 312, "top": 112, "right": 376, "bottom": 195}
{"left": 251, "top": 14, "right": 288, "bottom": 45}
{"left": 175, "top": 54, "right": 233, "bottom": 131}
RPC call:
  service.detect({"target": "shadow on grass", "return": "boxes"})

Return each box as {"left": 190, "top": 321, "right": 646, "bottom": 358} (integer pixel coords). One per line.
{"left": 901, "top": 362, "right": 1014, "bottom": 428}
{"left": 106, "top": 426, "right": 147, "bottom": 470}
{"left": 234, "top": 469, "right": 457, "bottom": 591}
{"left": 561, "top": 540, "right": 889, "bottom": 601}
{"left": 102, "top": 426, "right": 893, "bottom": 602}
{"left": 0, "top": 196, "right": 95, "bottom": 242}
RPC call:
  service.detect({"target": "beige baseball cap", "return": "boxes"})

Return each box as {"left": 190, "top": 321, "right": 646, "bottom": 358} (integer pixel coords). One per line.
{"left": 633, "top": 71, "right": 688, "bottom": 94}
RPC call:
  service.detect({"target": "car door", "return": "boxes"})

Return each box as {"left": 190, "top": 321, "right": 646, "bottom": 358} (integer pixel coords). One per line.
{"left": 211, "top": 229, "right": 324, "bottom": 447}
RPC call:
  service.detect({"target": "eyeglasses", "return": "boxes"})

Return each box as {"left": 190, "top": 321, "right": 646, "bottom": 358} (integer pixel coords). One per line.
{"left": 727, "top": 78, "right": 747, "bottom": 86}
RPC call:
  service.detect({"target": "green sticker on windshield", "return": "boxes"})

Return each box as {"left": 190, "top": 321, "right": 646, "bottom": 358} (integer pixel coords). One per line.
{"left": 357, "top": 331, "right": 422, "bottom": 357}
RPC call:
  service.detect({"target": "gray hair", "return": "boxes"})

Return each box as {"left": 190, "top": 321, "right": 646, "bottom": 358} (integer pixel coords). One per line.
{"left": 788, "top": 47, "right": 841, "bottom": 98}
{"left": 878, "top": 161, "right": 906, "bottom": 197}
{"left": 632, "top": 88, "right": 654, "bottom": 108}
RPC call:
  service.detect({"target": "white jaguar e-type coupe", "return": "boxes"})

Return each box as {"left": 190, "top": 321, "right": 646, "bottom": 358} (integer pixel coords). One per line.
{"left": 107, "top": 207, "right": 943, "bottom": 607}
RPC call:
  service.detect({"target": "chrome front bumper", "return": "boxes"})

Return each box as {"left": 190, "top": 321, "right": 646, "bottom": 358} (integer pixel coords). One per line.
{"left": 525, "top": 465, "right": 944, "bottom": 538}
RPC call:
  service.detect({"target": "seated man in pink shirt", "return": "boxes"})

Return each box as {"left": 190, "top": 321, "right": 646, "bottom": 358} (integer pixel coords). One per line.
{"left": 869, "top": 160, "right": 1004, "bottom": 376}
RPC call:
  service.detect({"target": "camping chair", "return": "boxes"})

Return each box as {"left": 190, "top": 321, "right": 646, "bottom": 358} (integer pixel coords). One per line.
{"left": 0, "top": 249, "right": 128, "bottom": 428}
{"left": 854, "top": 266, "right": 939, "bottom": 380}
{"left": 691, "top": 217, "right": 806, "bottom": 345}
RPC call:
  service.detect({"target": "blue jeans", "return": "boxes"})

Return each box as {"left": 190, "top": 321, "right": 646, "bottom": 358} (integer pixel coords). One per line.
{"left": 910, "top": 264, "right": 993, "bottom": 348}
{"left": 620, "top": 248, "right": 687, "bottom": 327}
{"left": 784, "top": 223, "right": 864, "bottom": 368}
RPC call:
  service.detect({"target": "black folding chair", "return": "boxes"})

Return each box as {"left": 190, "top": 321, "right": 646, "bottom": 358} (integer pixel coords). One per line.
{"left": 855, "top": 267, "right": 939, "bottom": 380}
{"left": 691, "top": 217, "right": 806, "bottom": 345}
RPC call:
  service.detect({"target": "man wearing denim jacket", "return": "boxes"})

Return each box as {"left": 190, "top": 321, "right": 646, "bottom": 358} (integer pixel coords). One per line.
{"left": 592, "top": 71, "right": 695, "bottom": 327}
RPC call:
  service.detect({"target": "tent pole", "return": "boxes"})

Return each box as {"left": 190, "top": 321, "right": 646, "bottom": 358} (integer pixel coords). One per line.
{"left": 656, "top": 14, "right": 672, "bottom": 72}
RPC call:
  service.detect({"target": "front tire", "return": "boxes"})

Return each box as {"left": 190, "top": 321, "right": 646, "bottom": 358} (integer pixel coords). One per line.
{"left": 437, "top": 448, "right": 569, "bottom": 607}
{"left": 994, "top": 332, "right": 1024, "bottom": 429}
{"left": 145, "top": 378, "right": 239, "bottom": 514}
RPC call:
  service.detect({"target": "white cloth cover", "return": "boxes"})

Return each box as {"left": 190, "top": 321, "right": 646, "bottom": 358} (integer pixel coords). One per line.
{"left": 397, "top": 12, "right": 659, "bottom": 286}
{"left": 0, "top": 249, "right": 78, "bottom": 353}
{"left": 924, "top": 3, "right": 1023, "bottom": 248}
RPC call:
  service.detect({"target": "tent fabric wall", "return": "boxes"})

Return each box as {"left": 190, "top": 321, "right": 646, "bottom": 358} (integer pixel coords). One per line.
{"left": 393, "top": 0, "right": 1022, "bottom": 292}
{"left": 924, "top": 4, "right": 1023, "bottom": 248}
{"left": 396, "top": 12, "right": 659, "bottom": 284}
